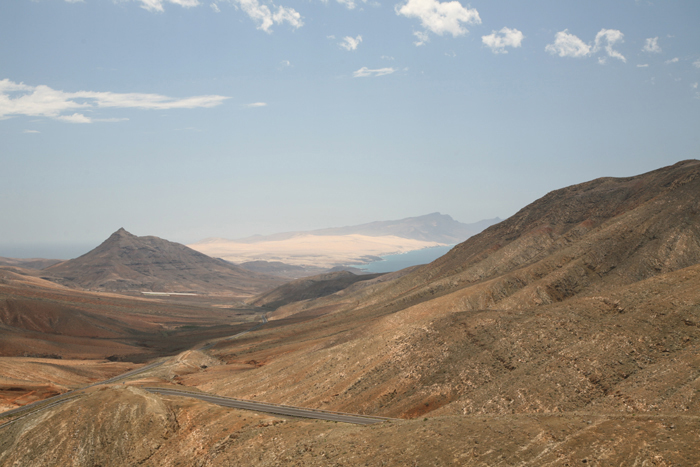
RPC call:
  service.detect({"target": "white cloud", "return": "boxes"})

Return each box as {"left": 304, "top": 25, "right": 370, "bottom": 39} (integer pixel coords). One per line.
{"left": 545, "top": 28, "right": 625, "bottom": 63}
{"left": 592, "top": 29, "right": 625, "bottom": 63}
{"left": 381, "top": 55, "right": 395, "bottom": 60}
{"left": 280, "top": 60, "right": 291, "bottom": 66}
{"left": 336, "top": 0, "right": 356, "bottom": 9}
{"left": 138, "top": 0, "right": 201, "bottom": 12}
{"left": 202, "top": 0, "right": 303, "bottom": 31}
{"left": 23, "top": 129, "right": 40, "bottom": 134}
{"left": 545, "top": 30, "right": 591, "bottom": 58}
{"left": 353, "top": 67, "right": 397, "bottom": 78}
{"left": 396, "top": 0, "right": 480, "bottom": 43}
{"left": 637, "top": 63, "right": 649, "bottom": 68}
{"left": 692, "top": 83, "right": 698, "bottom": 89}
{"left": 246, "top": 102, "right": 267, "bottom": 107}
{"left": 57, "top": 113, "right": 93, "bottom": 123}
{"left": 340, "top": 35, "right": 362, "bottom": 51}
{"left": 642, "top": 37, "right": 661, "bottom": 53}
{"left": 0, "top": 79, "right": 229, "bottom": 123}
{"left": 481, "top": 27, "right": 523, "bottom": 54}
{"left": 413, "top": 30, "right": 430, "bottom": 46}
{"left": 64, "top": 0, "right": 84, "bottom": 3}
{"left": 666, "top": 57, "right": 679, "bottom": 64}
{"left": 694, "top": 59, "right": 700, "bottom": 69}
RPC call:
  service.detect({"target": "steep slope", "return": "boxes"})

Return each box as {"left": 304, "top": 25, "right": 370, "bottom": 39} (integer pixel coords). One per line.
{"left": 249, "top": 270, "right": 383, "bottom": 310}
{"left": 193, "top": 160, "right": 700, "bottom": 419}
{"left": 268, "top": 159, "right": 700, "bottom": 320}
{"left": 43, "top": 228, "right": 282, "bottom": 296}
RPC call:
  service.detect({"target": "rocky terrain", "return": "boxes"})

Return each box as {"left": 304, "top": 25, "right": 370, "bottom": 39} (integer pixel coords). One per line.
{"left": 249, "top": 270, "right": 384, "bottom": 310}
{"left": 41, "top": 228, "right": 282, "bottom": 296}
{"left": 1, "top": 160, "right": 699, "bottom": 465}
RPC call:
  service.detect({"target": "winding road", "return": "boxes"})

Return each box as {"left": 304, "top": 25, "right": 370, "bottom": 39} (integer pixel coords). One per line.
{"left": 144, "top": 387, "right": 392, "bottom": 425}
{"left": 1, "top": 314, "right": 393, "bottom": 428}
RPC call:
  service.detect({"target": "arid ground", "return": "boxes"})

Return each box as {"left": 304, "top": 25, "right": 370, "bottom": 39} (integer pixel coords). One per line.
{"left": 1, "top": 160, "right": 699, "bottom": 466}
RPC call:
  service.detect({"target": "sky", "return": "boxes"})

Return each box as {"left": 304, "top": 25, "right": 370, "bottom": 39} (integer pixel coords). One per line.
{"left": 1, "top": 0, "right": 699, "bottom": 257}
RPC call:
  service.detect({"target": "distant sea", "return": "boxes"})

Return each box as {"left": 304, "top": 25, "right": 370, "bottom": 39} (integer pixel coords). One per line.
{"left": 0, "top": 243, "right": 97, "bottom": 260}
{"left": 352, "top": 245, "right": 455, "bottom": 273}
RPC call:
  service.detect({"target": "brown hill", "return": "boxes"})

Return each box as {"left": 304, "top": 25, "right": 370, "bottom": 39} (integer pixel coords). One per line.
{"left": 248, "top": 270, "right": 384, "bottom": 310}
{"left": 267, "top": 159, "right": 700, "bottom": 320}
{"left": 42, "top": 228, "right": 282, "bottom": 297}
{"left": 193, "top": 160, "right": 700, "bottom": 419}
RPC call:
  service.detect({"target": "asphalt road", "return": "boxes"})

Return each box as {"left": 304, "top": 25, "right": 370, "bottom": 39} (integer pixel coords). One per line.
{"left": 0, "top": 360, "right": 166, "bottom": 424}
{"left": 144, "top": 387, "right": 393, "bottom": 426}
{"left": 0, "top": 316, "right": 268, "bottom": 427}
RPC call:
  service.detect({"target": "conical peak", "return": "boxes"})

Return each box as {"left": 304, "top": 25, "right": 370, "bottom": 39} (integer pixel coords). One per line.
{"left": 107, "top": 228, "right": 136, "bottom": 241}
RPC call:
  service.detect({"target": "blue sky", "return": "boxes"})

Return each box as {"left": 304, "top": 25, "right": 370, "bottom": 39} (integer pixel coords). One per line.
{"left": 1, "top": 0, "right": 699, "bottom": 255}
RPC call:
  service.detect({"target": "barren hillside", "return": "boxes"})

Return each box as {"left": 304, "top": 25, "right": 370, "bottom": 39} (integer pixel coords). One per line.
{"left": 43, "top": 228, "right": 282, "bottom": 296}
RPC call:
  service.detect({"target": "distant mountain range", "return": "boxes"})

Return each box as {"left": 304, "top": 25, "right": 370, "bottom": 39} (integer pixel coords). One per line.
{"left": 41, "top": 228, "right": 282, "bottom": 296}
{"left": 189, "top": 214, "right": 501, "bottom": 268}
{"left": 233, "top": 213, "right": 500, "bottom": 244}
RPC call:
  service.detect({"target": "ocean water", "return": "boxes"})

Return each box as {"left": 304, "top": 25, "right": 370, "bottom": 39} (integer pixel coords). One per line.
{"left": 353, "top": 245, "right": 455, "bottom": 273}
{"left": 0, "top": 243, "right": 97, "bottom": 260}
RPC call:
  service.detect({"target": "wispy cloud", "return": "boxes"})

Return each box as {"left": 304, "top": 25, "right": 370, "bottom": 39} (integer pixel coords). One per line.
{"left": 482, "top": 27, "right": 524, "bottom": 54}
{"left": 637, "top": 64, "right": 649, "bottom": 68}
{"left": 339, "top": 35, "right": 362, "bottom": 51}
{"left": 353, "top": 67, "right": 396, "bottom": 78}
{"left": 144, "top": 0, "right": 302, "bottom": 32}
{"left": 642, "top": 37, "right": 661, "bottom": 53}
{"left": 138, "top": 0, "right": 201, "bottom": 13}
{"left": 225, "top": 0, "right": 303, "bottom": 32}
{"left": 666, "top": 57, "right": 679, "bottom": 64}
{"left": 396, "top": 0, "right": 480, "bottom": 46}
{"left": 246, "top": 102, "right": 267, "bottom": 107}
{"left": 413, "top": 31, "right": 430, "bottom": 46}
{"left": 0, "top": 79, "right": 229, "bottom": 123}
{"left": 545, "top": 29, "right": 625, "bottom": 63}
{"left": 23, "top": 129, "right": 40, "bottom": 134}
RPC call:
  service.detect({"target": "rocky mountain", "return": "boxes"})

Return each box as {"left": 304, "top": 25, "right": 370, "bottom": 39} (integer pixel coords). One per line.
{"left": 267, "top": 159, "right": 700, "bottom": 320}
{"left": 206, "top": 160, "right": 700, "bottom": 423}
{"left": 42, "top": 228, "right": 282, "bottom": 296}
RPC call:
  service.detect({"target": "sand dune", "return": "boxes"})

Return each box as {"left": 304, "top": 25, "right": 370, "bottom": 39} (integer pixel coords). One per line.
{"left": 189, "top": 234, "right": 446, "bottom": 268}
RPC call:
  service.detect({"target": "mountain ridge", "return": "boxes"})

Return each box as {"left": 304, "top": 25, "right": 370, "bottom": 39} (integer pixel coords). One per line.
{"left": 200, "top": 213, "right": 501, "bottom": 245}
{"left": 42, "top": 228, "right": 282, "bottom": 296}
